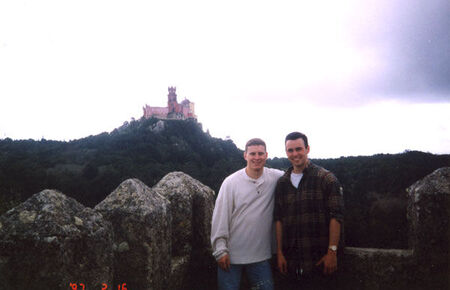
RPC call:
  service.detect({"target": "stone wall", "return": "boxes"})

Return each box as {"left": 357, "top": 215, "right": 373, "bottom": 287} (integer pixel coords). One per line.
{"left": 0, "top": 190, "right": 114, "bottom": 290}
{"left": 341, "top": 247, "right": 415, "bottom": 290}
{"left": 0, "top": 172, "right": 215, "bottom": 290}
{"left": 340, "top": 167, "right": 449, "bottom": 290}
{"left": 0, "top": 168, "right": 448, "bottom": 289}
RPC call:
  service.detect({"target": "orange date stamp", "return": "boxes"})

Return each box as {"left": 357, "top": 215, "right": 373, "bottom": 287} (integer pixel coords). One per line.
{"left": 69, "top": 283, "right": 127, "bottom": 290}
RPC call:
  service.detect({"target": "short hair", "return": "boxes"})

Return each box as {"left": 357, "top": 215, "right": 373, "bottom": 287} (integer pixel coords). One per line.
{"left": 245, "top": 138, "right": 266, "bottom": 152}
{"left": 285, "top": 132, "right": 309, "bottom": 148}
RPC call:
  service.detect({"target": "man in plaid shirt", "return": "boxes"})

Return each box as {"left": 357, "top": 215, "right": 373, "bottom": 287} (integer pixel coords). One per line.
{"left": 273, "top": 132, "right": 344, "bottom": 289}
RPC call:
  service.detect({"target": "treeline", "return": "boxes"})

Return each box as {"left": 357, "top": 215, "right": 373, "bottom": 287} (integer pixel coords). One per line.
{"left": 311, "top": 152, "right": 449, "bottom": 248}
{"left": 0, "top": 118, "right": 245, "bottom": 212}
{"left": 1, "top": 118, "right": 449, "bottom": 249}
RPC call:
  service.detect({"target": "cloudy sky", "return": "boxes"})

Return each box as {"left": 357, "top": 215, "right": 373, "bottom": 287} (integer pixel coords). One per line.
{"left": 0, "top": 0, "right": 449, "bottom": 158}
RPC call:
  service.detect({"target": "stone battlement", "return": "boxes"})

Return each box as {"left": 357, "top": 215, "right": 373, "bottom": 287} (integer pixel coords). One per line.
{"left": 339, "top": 167, "right": 449, "bottom": 290}
{"left": 0, "top": 168, "right": 449, "bottom": 289}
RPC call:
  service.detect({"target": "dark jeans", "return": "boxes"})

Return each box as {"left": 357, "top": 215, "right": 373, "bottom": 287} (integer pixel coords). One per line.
{"left": 274, "top": 266, "right": 338, "bottom": 290}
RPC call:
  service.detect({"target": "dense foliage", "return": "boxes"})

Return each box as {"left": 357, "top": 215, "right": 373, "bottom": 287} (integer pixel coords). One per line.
{"left": 311, "top": 152, "right": 450, "bottom": 248}
{"left": 0, "top": 118, "right": 245, "bottom": 212}
{"left": 1, "top": 117, "right": 449, "bottom": 249}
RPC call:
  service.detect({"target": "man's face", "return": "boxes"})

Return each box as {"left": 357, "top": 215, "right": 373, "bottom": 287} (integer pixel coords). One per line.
{"left": 285, "top": 138, "right": 310, "bottom": 169}
{"left": 244, "top": 145, "right": 268, "bottom": 171}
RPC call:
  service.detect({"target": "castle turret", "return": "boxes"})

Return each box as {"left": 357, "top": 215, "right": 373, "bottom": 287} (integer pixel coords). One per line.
{"left": 168, "top": 87, "right": 178, "bottom": 113}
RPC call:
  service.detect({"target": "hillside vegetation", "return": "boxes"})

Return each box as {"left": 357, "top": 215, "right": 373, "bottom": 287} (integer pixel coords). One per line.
{"left": 1, "top": 117, "right": 449, "bottom": 249}
{"left": 0, "top": 118, "right": 244, "bottom": 211}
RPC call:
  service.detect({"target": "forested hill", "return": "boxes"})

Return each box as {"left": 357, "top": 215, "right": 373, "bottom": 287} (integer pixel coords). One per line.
{"left": 0, "top": 118, "right": 245, "bottom": 212}
{"left": 1, "top": 117, "right": 449, "bottom": 248}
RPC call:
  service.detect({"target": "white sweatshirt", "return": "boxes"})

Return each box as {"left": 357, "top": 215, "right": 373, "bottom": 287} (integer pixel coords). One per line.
{"left": 211, "top": 167, "right": 284, "bottom": 264}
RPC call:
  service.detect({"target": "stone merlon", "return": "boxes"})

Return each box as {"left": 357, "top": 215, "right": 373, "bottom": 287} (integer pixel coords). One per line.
{"left": 0, "top": 168, "right": 448, "bottom": 289}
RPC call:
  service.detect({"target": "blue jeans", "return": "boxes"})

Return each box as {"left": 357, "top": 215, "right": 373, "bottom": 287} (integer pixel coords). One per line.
{"left": 218, "top": 259, "right": 274, "bottom": 290}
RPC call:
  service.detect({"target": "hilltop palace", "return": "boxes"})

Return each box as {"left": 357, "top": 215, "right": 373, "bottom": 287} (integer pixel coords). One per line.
{"left": 143, "top": 87, "right": 197, "bottom": 120}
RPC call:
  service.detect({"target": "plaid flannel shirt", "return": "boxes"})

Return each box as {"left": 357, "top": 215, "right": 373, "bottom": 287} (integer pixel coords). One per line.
{"left": 274, "top": 161, "right": 344, "bottom": 274}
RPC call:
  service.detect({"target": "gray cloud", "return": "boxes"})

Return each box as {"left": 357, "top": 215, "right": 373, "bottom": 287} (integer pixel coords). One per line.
{"left": 248, "top": 0, "right": 450, "bottom": 107}
{"left": 353, "top": 0, "right": 450, "bottom": 102}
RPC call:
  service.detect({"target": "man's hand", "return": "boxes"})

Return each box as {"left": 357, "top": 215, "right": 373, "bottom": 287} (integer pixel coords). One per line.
{"left": 315, "top": 251, "right": 337, "bottom": 275}
{"left": 217, "top": 254, "right": 231, "bottom": 271}
{"left": 277, "top": 252, "right": 288, "bottom": 275}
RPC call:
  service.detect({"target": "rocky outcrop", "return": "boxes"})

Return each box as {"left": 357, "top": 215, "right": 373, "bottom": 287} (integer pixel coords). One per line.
{"left": 0, "top": 190, "right": 113, "bottom": 290}
{"left": 95, "top": 178, "right": 171, "bottom": 290}
{"left": 150, "top": 120, "right": 166, "bottom": 133}
{"left": 153, "top": 172, "right": 216, "bottom": 290}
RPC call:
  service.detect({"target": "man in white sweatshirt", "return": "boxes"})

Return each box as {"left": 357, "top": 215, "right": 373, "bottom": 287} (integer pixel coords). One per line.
{"left": 211, "top": 138, "right": 284, "bottom": 290}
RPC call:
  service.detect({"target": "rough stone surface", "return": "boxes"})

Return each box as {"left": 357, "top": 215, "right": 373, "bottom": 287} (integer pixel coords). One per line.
{"left": 339, "top": 167, "right": 450, "bottom": 290}
{"left": 153, "top": 171, "right": 216, "bottom": 290}
{"left": 154, "top": 173, "right": 194, "bottom": 257}
{"left": 1, "top": 168, "right": 449, "bottom": 290}
{"left": 341, "top": 247, "right": 415, "bottom": 290}
{"left": 95, "top": 178, "right": 171, "bottom": 290}
{"left": 406, "top": 167, "right": 450, "bottom": 290}
{"left": 0, "top": 190, "right": 113, "bottom": 290}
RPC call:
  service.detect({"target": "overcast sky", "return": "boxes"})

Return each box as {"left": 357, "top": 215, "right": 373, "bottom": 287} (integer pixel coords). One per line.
{"left": 0, "top": 0, "right": 449, "bottom": 158}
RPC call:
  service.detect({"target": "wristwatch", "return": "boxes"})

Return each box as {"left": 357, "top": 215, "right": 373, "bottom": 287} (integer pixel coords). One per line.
{"left": 328, "top": 245, "right": 337, "bottom": 251}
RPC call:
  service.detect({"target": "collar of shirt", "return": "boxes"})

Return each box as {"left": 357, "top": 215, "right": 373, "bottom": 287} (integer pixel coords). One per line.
{"left": 241, "top": 168, "right": 266, "bottom": 187}
{"left": 282, "top": 161, "right": 312, "bottom": 181}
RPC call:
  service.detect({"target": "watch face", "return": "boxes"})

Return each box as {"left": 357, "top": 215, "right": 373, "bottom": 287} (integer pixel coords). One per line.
{"left": 329, "top": 246, "right": 337, "bottom": 251}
